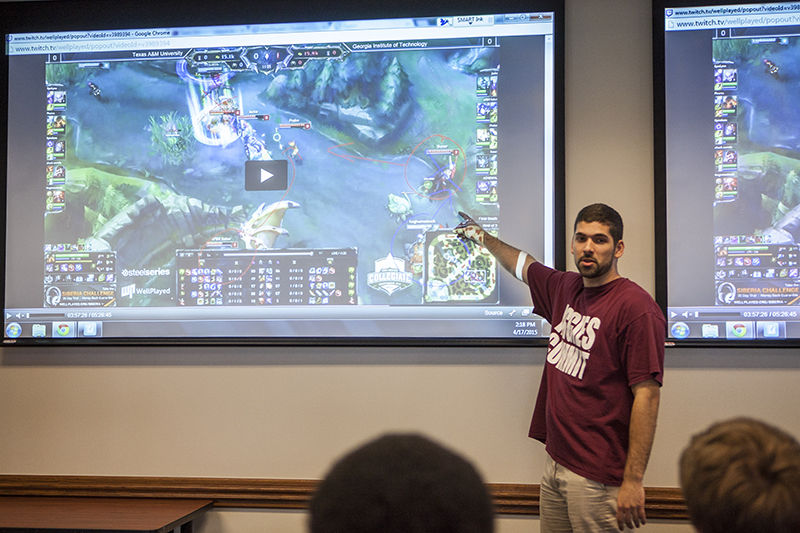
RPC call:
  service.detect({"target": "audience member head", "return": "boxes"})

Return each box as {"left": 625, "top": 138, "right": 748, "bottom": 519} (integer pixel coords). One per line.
{"left": 309, "top": 433, "right": 494, "bottom": 533}
{"left": 679, "top": 417, "right": 800, "bottom": 533}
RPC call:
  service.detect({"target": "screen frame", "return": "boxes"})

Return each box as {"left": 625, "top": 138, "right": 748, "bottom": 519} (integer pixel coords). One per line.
{"left": 653, "top": 0, "right": 800, "bottom": 347}
{"left": 1, "top": 0, "right": 566, "bottom": 347}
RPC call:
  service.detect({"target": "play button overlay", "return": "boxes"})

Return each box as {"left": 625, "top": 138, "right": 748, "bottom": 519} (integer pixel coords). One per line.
{"left": 245, "top": 160, "right": 288, "bottom": 191}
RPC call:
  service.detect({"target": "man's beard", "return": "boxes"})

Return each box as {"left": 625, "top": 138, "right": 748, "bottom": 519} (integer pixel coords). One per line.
{"left": 575, "top": 255, "right": 613, "bottom": 279}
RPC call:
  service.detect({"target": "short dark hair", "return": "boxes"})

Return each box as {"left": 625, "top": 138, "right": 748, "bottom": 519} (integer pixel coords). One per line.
{"left": 679, "top": 417, "right": 800, "bottom": 533}
{"left": 574, "top": 203, "right": 623, "bottom": 245}
{"left": 309, "top": 433, "right": 494, "bottom": 533}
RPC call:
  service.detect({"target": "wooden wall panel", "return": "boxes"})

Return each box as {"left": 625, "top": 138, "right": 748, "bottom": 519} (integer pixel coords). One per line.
{"left": 0, "top": 475, "right": 688, "bottom": 519}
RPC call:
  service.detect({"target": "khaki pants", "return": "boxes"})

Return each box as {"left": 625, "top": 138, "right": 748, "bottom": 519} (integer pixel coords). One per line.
{"left": 540, "top": 454, "right": 632, "bottom": 533}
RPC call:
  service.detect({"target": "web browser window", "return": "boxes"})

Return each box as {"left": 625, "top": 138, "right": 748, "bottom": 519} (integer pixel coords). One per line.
{"left": 662, "top": 1, "right": 800, "bottom": 342}
{"left": 3, "top": 5, "right": 562, "bottom": 344}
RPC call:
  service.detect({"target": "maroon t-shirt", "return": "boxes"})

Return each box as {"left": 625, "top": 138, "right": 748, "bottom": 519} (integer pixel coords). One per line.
{"left": 526, "top": 262, "right": 665, "bottom": 486}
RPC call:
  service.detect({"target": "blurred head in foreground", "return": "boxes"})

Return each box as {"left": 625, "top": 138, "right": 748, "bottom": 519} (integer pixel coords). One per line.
{"left": 309, "top": 433, "right": 494, "bottom": 533}
{"left": 679, "top": 417, "right": 800, "bottom": 533}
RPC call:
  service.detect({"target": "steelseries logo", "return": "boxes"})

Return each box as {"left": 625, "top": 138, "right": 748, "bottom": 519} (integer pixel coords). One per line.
{"left": 546, "top": 304, "right": 601, "bottom": 380}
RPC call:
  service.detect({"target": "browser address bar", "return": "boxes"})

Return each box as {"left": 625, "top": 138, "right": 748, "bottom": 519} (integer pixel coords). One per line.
{"left": 7, "top": 22, "right": 552, "bottom": 55}
{"left": 9, "top": 39, "right": 172, "bottom": 54}
{"left": 666, "top": 12, "right": 800, "bottom": 30}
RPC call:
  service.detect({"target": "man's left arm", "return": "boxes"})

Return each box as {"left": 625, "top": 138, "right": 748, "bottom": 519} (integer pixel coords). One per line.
{"left": 616, "top": 379, "right": 661, "bottom": 531}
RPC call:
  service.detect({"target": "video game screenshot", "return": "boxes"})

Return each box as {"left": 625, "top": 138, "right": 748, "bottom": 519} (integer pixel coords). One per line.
{"left": 43, "top": 41, "right": 503, "bottom": 309}
{"left": 713, "top": 36, "right": 800, "bottom": 311}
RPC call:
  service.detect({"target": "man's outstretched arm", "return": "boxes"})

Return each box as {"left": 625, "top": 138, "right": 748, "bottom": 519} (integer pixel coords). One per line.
{"left": 453, "top": 212, "right": 536, "bottom": 284}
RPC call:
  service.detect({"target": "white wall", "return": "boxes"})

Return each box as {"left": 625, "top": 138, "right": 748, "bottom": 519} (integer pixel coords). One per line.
{"left": 2, "top": 1, "right": 798, "bottom": 532}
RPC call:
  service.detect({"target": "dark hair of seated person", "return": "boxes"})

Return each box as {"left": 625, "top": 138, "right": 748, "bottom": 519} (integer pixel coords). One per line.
{"left": 309, "top": 433, "right": 495, "bottom": 533}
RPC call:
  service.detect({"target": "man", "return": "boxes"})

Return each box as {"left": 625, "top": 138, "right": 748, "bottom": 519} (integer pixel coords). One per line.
{"left": 308, "top": 433, "right": 494, "bottom": 533}
{"left": 679, "top": 417, "right": 800, "bottom": 533}
{"left": 454, "top": 203, "right": 664, "bottom": 532}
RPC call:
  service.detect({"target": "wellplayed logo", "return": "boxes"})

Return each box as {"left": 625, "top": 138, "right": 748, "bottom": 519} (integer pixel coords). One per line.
{"left": 121, "top": 283, "right": 136, "bottom": 298}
